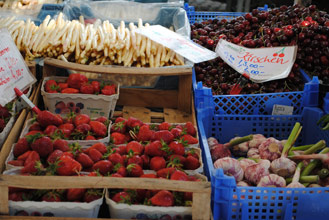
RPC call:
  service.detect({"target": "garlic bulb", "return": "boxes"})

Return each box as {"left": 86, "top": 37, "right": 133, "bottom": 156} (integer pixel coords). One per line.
{"left": 214, "top": 157, "right": 244, "bottom": 182}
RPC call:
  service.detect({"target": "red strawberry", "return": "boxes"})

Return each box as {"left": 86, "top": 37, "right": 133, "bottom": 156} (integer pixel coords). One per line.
{"left": 7, "top": 160, "right": 24, "bottom": 166}
{"left": 21, "top": 160, "right": 42, "bottom": 174}
{"left": 137, "top": 124, "right": 154, "bottom": 142}
{"left": 42, "top": 191, "right": 61, "bottom": 202}
{"left": 184, "top": 156, "right": 200, "bottom": 170}
{"left": 115, "top": 117, "right": 127, "bottom": 124}
{"left": 58, "top": 82, "right": 68, "bottom": 91}
{"left": 83, "top": 189, "right": 102, "bottom": 202}
{"left": 80, "top": 83, "right": 94, "bottom": 94}
{"left": 62, "top": 151, "right": 74, "bottom": 158}
{"left": 87, "top": 143, "right": 107, "bottom": 154}
{"left": 29, "top": 123, "right": 42, "bottom": 131}
{"left": 141, "top": 173, "right": 157, "bottom": 178}
{"left": 76, "top": 153, "right": 94, "bottom": 169}
{"left": 24, "top": 151, "right": 40, "bottom": 165}
{"left": 89, "top": 121, "right": 107, "bottom": 137}
{"left": 184, "top": 122, "right": 196, "bottom": 136}
{"left": 92, "top": 160, "right": 113, "bottom": 175}
{"left": 156, "top": 167, "right": 176, "bottom": 178}
{"left": 144, "top": 140, "right": 169, "bottom": 157}
{"left": 31, "top": 137, "right": 53, "bottom": 158}
{"left": 126, "top": 141, "right": 143, "bottom": 155}
{"left": 0, "top": 105, "right": 10, "bottom": 118}
{"left": 127, "top": 155, "right": 143, "bottom": 167}
{"left": 168, "top": 154, "right": 186, "bottom": 168}
{"left": 9, "top": 191, "right": 26, "bottom": 201}
{"left": 170, "top": 170, "right": 189, "bottom": 181}
{"left": 75, "top": 123, "right": 91, "bottom": 135}
{"left": 168, "top": 141, "right": 185, "bottom": 156}
{"left": 43, "top": 125, "right": 58, "bottom": 136}
{"left": 86, "top": 135, "right": 96, "bottom": 140}
{"left": 74, "top": 114, "right": 90, "bottom": 127}
{"left": 141, "top": 154, "right": 150, "bottom": 169}
{"left": 37, "top": 111, "right": 63, "bottom": 127}
{"left": 186, "top": 149, "right": 199, "bottom": 159}
{"left": 127, "top": 163, "right": 144, "bottom": 177}
{"left": 181, "top": 134, "right": 198, "bottom": 144}
{"left": 153, "top": 130, "right": 174, "bottom": 144}
{"left": 112, "top": 191, "right": 131, "bottom": 203}
{"left": 0, "top": 118, "right": 5, "bottom": 132}
{"left": 88, "top": 149, "right": 103, "bottom": 163}
{"left": 150, "top": 190, "right": 174, "bottom": 207}
{"left": 13, "top": 137, "right": 30, "bottom": 157}
{"left": 67, "top": 188, "right": 86, "bottom": 201}
{"left": 111, "top": 121, "right": 126, "bottom": 134}
{"left": 53, "top": 139, "right": 70, "bottom": 152}
{"left": 113, "top": 145, "right": 126, "bottom": 155}
{"left": 114, "top": 165, "right": 127, "bottom": 177}
{"left": 158, "top": 122, "right": 170, "bottom": 130}
{"left": 67, "top": 73, "right": 88, "bottom": 89}
{"left": 45, "top": 80, "right": 59, "bottom": 93}
{"left": 171, "top": 128, "right": 183, "bottom": 138}
{"left": 91, "top": 81, "right": 100, "bottom": 93}
{"left": 61, "top": 88, "right": 79, "bottom": 93}
{"left": 56, "top": 155, "right": 82, "bottom": 176}
{"left": 150, "top": 156, "right": 166, "bottom": 171}
{"left": 95, "top": 116, "right": 108, "bottom": 124}
{"left": 111, "top": 173, "right": 123, "bottom": 177}
{"left": 59, "top": 123, "right": 74, "bottom": 132}
{"left": 111, "top": 132, "right": 126, "bottom": 144}
{"left": 108, "top": 153, "right": 125, "bottom": 166}
{"left": 25, "top": 130, "right": 43, "bottom": 137}
{"left": 17, "top": 151, "right": 32, "bottom": 162}
{"left": 47, "top": 150, "right": 63, "bottom": 164}
{"left": 126, "top": 117, "right": 143, "bottom": 128}
{"left": 101, "top": 85, "right": 116, "bottom": 95}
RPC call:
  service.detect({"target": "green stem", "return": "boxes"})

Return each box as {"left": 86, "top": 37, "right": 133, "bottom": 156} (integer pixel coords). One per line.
{"left": 301, "top": 148, "right": 329, "bottom": 176}
{"left": 286, "top": 175, "right": 319, "bottom": 184}
{"left": 290, "top": 144, "right": 313, "bottom": 152}
{"left": 282, "top": 122, "right": 302, "bottom": 157}
{"left": 291, "top": 162, "right": 303, "bottom": 184}
{"left": 303, "top": 140, "right": 326, "bottom": 155}
{"left": 229, "top": 135, "right": 253, "bottom": 147}
{"left": 318, "top": 168, "right": 329, "bottom": 179}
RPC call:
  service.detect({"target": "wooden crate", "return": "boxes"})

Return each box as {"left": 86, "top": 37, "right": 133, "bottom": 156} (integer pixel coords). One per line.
{"left": 43, "top": 58, "right": 193, "bottom": 114}
{"left": 0, "top": 60, "right": 211, "bottom": 220}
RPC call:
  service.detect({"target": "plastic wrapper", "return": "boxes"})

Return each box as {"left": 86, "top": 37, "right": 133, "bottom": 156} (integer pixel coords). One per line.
{"left": 62, "top": 0, "right": 190, "bottom": 38}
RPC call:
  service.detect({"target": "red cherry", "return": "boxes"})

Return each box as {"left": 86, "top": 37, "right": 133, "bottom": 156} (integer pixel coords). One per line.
{"left": 279, "top": 53, "right": 285, "bottom": 57}
{"left": 273, "top": 53, "right": 278, "bottom": 57}
{"left": 207, "top": 39, "right": 214, "bottom": 46}
{"left": 305, "top": 16, "right": 313, "bottom": 22}
{"left": 301, "top": 21, "right": 310, "bottom": 27}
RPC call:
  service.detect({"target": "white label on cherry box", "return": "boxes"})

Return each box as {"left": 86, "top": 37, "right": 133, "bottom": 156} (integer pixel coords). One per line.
{"left": 215, "top": 39, "right": 297, "bottom": 83}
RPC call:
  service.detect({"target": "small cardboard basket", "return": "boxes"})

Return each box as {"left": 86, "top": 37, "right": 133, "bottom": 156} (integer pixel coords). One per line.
{"left": 41, "top": 76, "right": 119, "bottom": 118}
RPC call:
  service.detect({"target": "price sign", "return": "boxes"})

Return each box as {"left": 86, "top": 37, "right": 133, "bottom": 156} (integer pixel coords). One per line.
{"left": 134, "top": 25, "right": 218, "bottom": 63}
{"left": 0, "top": 28, "right": 36, "bottom": 106}
{"left": 215, "top": 39, "right": 297, "bottom": 83}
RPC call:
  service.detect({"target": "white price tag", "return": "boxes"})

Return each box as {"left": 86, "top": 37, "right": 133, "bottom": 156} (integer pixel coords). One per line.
{"left": 215, "top": 39, "right": 297, "bottom": 83}
{"left": 272, "top": 104, "right": 294, "bottom": 115}
{"left": 0, "top": 28, "right": 36, "bottom": 106}
{"left": 134, "top": 25, "right": 218, "bottom": 63}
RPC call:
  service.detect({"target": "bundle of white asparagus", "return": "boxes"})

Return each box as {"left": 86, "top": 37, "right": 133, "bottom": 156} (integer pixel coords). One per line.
{"left": 0, "top": 13, "right": 185, "bottom": 67}
{"left": 0, "top": 0, "right": 60, "bottom": 10}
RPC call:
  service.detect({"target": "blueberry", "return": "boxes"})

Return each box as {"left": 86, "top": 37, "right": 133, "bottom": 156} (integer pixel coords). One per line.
{"left": 183, "top": 215, "right": 192, "bottom": 220}
{"left": 136, "top": 213, "right": 149, "bottom": 219}
{"left": 31, "top": 211, "right": 42, "bottom": 216}
{"left": 160, "top": 214, "right": 172, "bottom": 220}
{"left": 43, "top": 212, "right": 55, "bottom": 216}
{"left": 173, "top": 214, "right": 183, "bottom": 220}
{"left": 76, "top": 102, "right": 84, "bottom": 110}
{"left": 14, "top": 210, "right": 28, "bottom": 216}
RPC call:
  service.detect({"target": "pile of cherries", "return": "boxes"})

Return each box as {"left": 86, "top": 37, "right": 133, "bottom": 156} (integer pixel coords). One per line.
{"left": 191, "top": 4, "right": 329, "bottom": 95}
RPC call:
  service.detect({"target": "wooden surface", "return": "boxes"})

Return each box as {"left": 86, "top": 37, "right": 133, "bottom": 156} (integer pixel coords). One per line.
{"left": 43, "top": 58, "right": 192, "bottom": 76}
{"left": 26, "top": 61, "right": 36, "bottom": 77}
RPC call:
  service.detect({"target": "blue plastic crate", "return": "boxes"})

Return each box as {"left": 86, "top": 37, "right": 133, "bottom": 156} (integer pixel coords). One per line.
{"left": 36, "top": 4, "right": 64, "bottom": 22}
{"left": 196, "top": 102, "right": 329, "bottom": 220}
{"left": 193, "top": 69, "right": 320, "bottom": 115}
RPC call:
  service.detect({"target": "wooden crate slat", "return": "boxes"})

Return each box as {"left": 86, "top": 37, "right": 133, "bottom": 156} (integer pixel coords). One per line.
{"left": 0, "top": 176, "right": 210, "bottom": 193}
{"left": 117, "top": 88, "right": 178, "bottom": 109}
{"left": 0, "top": 186, "right": 9, "bottom": 215}
{"left": 122, "top": 106, "right": 151, "bottom": 122}
{"left": 192, "top": 192, "right": 211, "bottom": 220}
{"left": 43, "top": 58, "right": 192, "bottom": 76}
{"left": 164, "top": 108, "right": 194, "bottom": 123}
